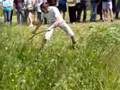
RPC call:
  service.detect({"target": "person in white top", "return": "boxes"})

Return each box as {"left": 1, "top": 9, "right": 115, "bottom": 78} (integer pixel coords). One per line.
{"left": 40, "top": 2, "right": 76, "bottom": 47}
{"left": 25, "top": 0, "right": 36, "bottom": 27}
{"left": 2, "top": 0, "right": 13, "bottom": 24}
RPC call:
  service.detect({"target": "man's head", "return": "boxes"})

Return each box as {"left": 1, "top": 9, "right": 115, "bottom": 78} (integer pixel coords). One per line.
{"left": 40, "top": 2, "right": 49, "bottom": 13}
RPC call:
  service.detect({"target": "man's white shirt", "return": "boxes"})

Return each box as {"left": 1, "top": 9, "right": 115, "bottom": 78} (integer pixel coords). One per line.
{"left": 43, "top": 6, "right": 64, "bottom": 24}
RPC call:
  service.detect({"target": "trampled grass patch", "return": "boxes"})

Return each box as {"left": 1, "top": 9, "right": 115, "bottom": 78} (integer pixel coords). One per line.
{"left": 0, "top": 22, "right": 120, "bottom": 90}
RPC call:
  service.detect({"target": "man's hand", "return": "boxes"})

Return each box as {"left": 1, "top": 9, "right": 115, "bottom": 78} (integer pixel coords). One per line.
{"left": 32, "top": 21, "right": 42, "bottom": 34}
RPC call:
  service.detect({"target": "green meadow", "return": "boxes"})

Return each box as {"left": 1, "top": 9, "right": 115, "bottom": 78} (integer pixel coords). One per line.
{"left": 0, "top": 21, "right": 120, "bottom": 90}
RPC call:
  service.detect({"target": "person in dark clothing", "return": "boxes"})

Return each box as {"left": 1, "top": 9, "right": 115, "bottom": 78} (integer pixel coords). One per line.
{"left": 67, "top": 0, "right": 76, "bottom": 23}
{"left": 97, "top": 0, "right": 103, "bottom": 20}
{"left": 112, "top": 0, "right": 116, "bottom": 13}
{"left": 14, "top": 0, "right": 25, "bottom": 24}
{"left": 76, "top": 0, "right": 87, "bottom": 22}
{"left": 2, "top": 0, "right": 13, "bottom": 24}
{"left": 76, "top": 0, "right": 81, "bottom": 22}
{"left": 115, "top": 0, "right": 120, "bottom": 19}
{"left": 10, "top": 8, "right": 13, "bottom": 24}
{"left": 58, "top": 0, "right": 67, "bottom": 19}
{"left": 90, "top": 0, "right": 98, "bottom": 22}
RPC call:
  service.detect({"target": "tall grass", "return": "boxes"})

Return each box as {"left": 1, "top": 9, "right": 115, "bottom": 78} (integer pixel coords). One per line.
{"left": 0, "top": 23, "right": 120, "bottom": 90}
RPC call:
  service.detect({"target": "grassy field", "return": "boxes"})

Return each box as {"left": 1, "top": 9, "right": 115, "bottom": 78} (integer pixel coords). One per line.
{"left": 0, "top": 21, "right": 120, "bottom": 90}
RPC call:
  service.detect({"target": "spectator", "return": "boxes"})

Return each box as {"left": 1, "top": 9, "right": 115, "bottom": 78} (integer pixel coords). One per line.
{"left": 0, "top": 0, "right": 2, "bottom": 17}
{"left": 115, "top": 0, "right": 120, "bottom": 19}
{"left": 35, "top": 0, "right": 46, "bottom": 22}
{"left": 112, "top": 0, "right": 116, "bottom": 13}
{"left": 57, "top": 0, "right": 67, "bottom": 19}
{"left": 76, "top": 0, "right": 87, "bottom": 22}
{"left": 10, "top": 0, "right": 14, "bottom": 24}
{"left": 90, "top": 0, "right": 98, "bottom": 22}
{"left": 47, "top": 0, "right": 57, "bottom": 6}
{"left": 76, "top": 0, "right": 81, "bottom": 22}
{"left": 102, "top": 0, "right": 113, "bottom": 22}
{"left": 2, "top": 0, "right": 13, "bottom": 24}
{"left": 14, "top": 0, "right": 25, "bottom": 24}
{"left": 25, "top": 0, "right": 36, "bottom": 27}
{"left": 97, "top": 0, "right": 103, "bottom": 20}
{"left": 67, "top": 0, "right": 76, "bottom": 23}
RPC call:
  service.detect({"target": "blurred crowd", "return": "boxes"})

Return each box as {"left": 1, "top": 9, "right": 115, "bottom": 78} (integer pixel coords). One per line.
{"left": 0, "top": 0, "right": 120, "bottom": 26}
